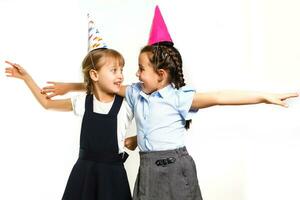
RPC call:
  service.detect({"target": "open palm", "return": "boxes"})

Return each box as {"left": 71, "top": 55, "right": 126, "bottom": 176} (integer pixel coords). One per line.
{"left": 5, "top": 61, "right": 29, "bottom": 80}
{"left": 265, "top": 93, "right": 298, "bottom": 107}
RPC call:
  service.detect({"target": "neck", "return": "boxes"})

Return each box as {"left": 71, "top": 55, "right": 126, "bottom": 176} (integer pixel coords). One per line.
{"left": 146, "top": 82, "right": 170, "bottom": 95}
{"left": 93, "top": 88, "right": 115, "bottom": 103}
{"left": 156, "top": 80, "right": 170, "bottom": 90}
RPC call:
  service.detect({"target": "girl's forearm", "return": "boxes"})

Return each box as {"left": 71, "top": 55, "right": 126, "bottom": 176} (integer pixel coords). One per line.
{"left": 69, "top": 83, "right": 86, "bottom": 91}
{"left": 192, "top": 90, "right": 266, "bottom": 109}
{"left": 24, "top": 75, "right": 72, "bottom": 111}
{"left": 214, "top": 90, "right": 266, "bottom": 105}
{"left": 23, "top": 75, "right": 50, "bottom": 109}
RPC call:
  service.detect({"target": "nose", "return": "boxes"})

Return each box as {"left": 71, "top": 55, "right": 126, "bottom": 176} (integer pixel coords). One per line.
{"left": 118, "top": 73, "right": 124, "bottom": 80}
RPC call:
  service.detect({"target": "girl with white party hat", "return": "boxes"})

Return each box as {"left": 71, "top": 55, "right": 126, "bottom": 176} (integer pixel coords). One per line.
{"left": 5, "top": 15, "right": 135, "bottom": 200}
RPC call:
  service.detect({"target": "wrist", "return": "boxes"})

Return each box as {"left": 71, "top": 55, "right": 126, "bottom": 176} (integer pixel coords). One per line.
{"left": 23, "top": 74, "right": 32, "bottom": 82}
{"left": 260, "top": 93, "right": 269, "bottom": 103}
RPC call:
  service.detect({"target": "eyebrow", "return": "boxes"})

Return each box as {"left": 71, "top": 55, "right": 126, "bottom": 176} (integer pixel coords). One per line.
{"left": 108, "top": 65, "right": 124, "bottom": 68}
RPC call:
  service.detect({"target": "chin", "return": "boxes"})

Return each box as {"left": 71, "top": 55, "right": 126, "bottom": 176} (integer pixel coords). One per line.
{"left": 113, "top": 87, "right": 121, "bottom": 93}
{"left": 141, "top": 88, "right": 153, "bottom": 94}
{"left": 111, "top": 84, "right": 121, "bottom": 92}
{"left": 111, "top": 89, "right": 120, "bottom": 94}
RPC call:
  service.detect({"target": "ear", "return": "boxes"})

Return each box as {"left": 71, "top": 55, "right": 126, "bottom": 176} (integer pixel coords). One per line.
{"left": 89, "top": 69, "right": 99, "bottom": 81}
{"left": 157, "top": 69, "right": 168, "bottom": 82}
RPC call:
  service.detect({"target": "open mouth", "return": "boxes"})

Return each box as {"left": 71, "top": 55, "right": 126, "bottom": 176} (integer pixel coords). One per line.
{"left": 114, "top": 82, "right": 121, "bottom": 87}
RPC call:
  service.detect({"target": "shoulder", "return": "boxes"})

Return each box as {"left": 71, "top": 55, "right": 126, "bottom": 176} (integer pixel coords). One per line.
{"left": 71, "top": 93, "right": 87, "bottom": 105}
{"left": 176, "top": 85, "right": 196, "bottom": 95}
{"left": 174, "top": 85, "right": 196, "bottom": 103}
{"left": 126, "top": 82, "right": 142, "bottom": 94}
{"left": 71, "top": 93, "right": 87, "bottom": 116}
{"left": 173, "top": 85, "right": 197, "bottom": 118}
{"left": 125, "top": 82, "right": 142, "bottom": 109}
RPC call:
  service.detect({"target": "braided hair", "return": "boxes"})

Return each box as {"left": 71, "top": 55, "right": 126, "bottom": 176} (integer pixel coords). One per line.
{"left": 82, "top": 48, "right": 124, "bottom": 94}
{"left": 140, "top": 43, "right": 185, "bottom": 89}
{"left": 140, "top": 43, "right": 191, "bottom": 129}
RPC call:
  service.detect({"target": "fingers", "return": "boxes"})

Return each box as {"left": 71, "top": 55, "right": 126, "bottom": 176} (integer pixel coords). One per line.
{"left": 273, "top": 100, "right": 288, "bottom": 108}
{"left": 280, "top": 102, "right": 288, "bottom": 108}
{"left": 124, "top": 136, "right": 137, "bottom": 150}
{"left": 276, "top": 93, "right": 299, "bottom": 102}
{"left": 5, "top": 60, "right": 15, "bottom": 66}
{"left": 5, "top": 67, "right": 15, "bottom": 77}
{"left": 5, "top": 60, "right": 21, "bottom": 70}
{"left": 41, "top": 84, "right": 56, "bottom": 95}
{"left": 41, "top": 82, "right": 57, "bottom": 93}
{"left": 125, "top": 144, "right": 136, "bottom": 151}
{"left": 5, "top": 61, "right": 24, "bottom": 77}
{"left": 282, "top": 92, "right": 299, "bottom": 100}
{"left": 41, "top": 88, "right": 55, "bottom": 93}
{"left": 46, "top": 81, "right": 57, "bottom": 85}
{"left": 41, "top": 88, "right": 56, "bottom": 99}
{"left": 5, "top": 67, "right": 12, "bottom": 73}
{"left": 46, "top": 93, "right": 57, "bottom": 99}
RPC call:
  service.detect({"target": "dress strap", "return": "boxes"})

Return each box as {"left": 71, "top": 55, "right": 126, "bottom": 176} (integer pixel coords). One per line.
{"left": 84, "top": 94, "right": 123, "bottom": 115}
{"left": 108, "top": 95, "right": 124, "bottom": 115}
{"left": 84, "top": 94, "right": 93, "bottom": 113}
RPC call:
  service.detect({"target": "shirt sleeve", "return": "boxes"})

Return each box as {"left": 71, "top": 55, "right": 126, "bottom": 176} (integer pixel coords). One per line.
{"left": 176, "top": 85, "right": 198, "bottom": 120}
{"left": 71, "top": 93, "right": 86, "bottom": 117}
{"left": 125, "top": 83, "right": 141, "bottom": 113}
{"left": 124, "top": 99, "right": 134, "bottom": 129}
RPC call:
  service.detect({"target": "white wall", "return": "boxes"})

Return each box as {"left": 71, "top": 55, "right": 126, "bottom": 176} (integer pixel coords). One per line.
{"left": 1, "top": 0, "right": 300, "bottom": 199}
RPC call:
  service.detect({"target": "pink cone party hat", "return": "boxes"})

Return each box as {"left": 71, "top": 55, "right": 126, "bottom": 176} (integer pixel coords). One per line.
{"left": 148, "top": 5, "right": 173, "bottom": 45}
{"left": 87, "top": 14, "right": 107, "bottom": 52}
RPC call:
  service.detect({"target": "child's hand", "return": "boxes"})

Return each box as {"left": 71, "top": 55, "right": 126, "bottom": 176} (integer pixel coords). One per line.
{"left": 41, "top": 82, "right": 70, "bottom": 99}
{"left": 124, "top": 136, "right": 137, "bottom": 151}
{"left": 264, "top": 92, "right": 299, "bottom": 107}
{"left": 5, "top": 61, "right": 29, "bottom": 80}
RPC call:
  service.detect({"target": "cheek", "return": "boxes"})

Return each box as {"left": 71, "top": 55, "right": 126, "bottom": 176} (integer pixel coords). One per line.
{"left": 99, "top": 73, "right": 112, "bottom": 82}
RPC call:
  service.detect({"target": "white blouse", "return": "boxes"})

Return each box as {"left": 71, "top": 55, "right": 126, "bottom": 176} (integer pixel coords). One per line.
{"left": 71, "top": 94, "right": 134, "bottom": 153}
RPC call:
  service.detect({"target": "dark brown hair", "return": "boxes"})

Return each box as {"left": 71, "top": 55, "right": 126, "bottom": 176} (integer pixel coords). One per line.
{"left": 140, "top": 43, "right": 186, "bottom": 89}
{"left": 140, "top": 43, "right": 191, "bottom": 129}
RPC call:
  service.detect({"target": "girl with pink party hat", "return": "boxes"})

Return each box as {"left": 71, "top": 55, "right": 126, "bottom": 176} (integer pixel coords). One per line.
{"left": 39, "top": 6, "right": 298, "bottom": 200}
{"left": 5, "top": 15, "right": 136, "bottom": 200}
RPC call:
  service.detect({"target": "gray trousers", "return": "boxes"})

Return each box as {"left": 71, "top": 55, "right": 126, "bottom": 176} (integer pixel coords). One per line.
{"left": 133, "top": 147, "right": 203, "bottom": 200}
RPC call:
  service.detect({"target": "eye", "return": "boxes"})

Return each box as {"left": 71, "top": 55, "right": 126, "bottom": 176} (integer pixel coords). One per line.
{"left": 111, "top": 68, "right": 117, "bottom": 73}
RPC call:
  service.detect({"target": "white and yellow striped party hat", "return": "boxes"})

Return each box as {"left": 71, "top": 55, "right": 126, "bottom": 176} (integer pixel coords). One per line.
{"left": 87, "top": 14, "right": 107, "bottom": 52}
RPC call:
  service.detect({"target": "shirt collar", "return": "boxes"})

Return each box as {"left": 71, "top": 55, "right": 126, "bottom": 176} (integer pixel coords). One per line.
{"left": 139, "top": 84, "right": 173, "bottom": 99}
{"left": 157, "top": 84, "right": 173, "bottom": 98}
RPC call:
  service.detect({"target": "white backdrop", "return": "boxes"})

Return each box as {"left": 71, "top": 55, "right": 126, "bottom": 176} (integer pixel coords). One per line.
{"left": 1, "top": 0, "right": 300, "bottom": 200}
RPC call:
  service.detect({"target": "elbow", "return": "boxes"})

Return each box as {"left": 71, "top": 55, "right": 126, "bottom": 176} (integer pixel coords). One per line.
{"left": 42, "top": 99, "right": 52, "bottom": 110}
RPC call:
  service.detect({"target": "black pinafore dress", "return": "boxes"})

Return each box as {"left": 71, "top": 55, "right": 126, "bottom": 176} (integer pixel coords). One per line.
{"left": 62, "top": 94, "right": 132, "bottom": 200}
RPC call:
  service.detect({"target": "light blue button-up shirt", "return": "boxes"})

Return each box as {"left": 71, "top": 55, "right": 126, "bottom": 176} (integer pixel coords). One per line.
{"left": 126, "top": 83, "right": 198, "bottom": 152}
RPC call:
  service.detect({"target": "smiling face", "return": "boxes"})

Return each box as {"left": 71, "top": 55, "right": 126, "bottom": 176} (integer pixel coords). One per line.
{"left": 136, "top": 52, "right": 161, "bottom": 94}
{"left": 82, "top": 49, "right": 125, "bottom": 97}
{"left": 92, "top": 56, "right": 124, "bottom": 94}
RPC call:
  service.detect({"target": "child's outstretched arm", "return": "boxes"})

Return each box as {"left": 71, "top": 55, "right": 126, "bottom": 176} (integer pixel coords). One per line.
{"left": 5, "top": 61, "right": 72, "bottom": 111}
{"left": 42, "top": 82, "right": 128, "bottom": 98}
{"left": 42, "top": 82, "right": 86, "bottom": 98}
{"left": 191, "top": 90, "right": 298, "bottom": 109}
